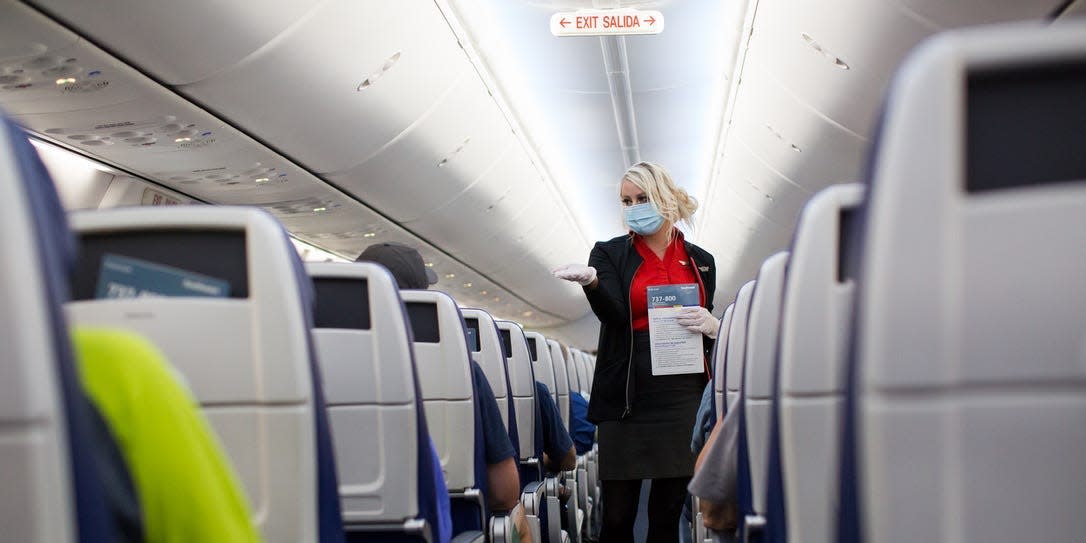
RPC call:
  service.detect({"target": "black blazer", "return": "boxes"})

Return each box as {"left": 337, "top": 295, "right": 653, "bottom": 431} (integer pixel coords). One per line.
{"left": 582, "top": 233, "right": 717, "bottom": 423}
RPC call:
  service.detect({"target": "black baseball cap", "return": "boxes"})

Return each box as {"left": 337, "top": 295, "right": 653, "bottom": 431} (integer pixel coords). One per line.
{"left": 355, "top": 242, "right": 439, "bottom": 289}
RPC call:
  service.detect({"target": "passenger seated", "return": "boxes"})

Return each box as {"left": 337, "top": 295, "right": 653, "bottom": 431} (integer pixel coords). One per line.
{"left": 73, "top": 327, "right": 261, "bottom": 542}
{"left": 568, "top": 390, "right": 595, "bottom": 456}
{"left": 534, "top": 381, "right": 576, "bottom": 474}
{"left": 356, "top": 243, "right": 525, "bottom": 523}
{"left": 688, "top": 396, "right": 740, "bottom": 535}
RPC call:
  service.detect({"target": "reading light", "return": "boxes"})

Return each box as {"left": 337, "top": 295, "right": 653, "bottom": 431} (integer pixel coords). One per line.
{"left": 463, "top": 282, "right": 473, "bottom": 288}
{"left": 445, "top": 273, "right": 456, "bottom": 279}
{"left": 254, "top": 177, "right": 269, "bottom": 183}
{"left": 363, "top": 232, "right": 376, "bottom": 238}
{"left": 312, "top": 207, "right": 327, "bottom": 212}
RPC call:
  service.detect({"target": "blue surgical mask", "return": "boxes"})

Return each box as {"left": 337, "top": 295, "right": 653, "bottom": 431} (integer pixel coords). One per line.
{"left": 624, "top": 202, "right": 665, "bottom": 235}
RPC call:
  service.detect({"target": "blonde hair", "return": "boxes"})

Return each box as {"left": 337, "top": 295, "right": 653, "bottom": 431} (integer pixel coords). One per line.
{"left": 620, "top": 161, "right": 698, "bottom": 239}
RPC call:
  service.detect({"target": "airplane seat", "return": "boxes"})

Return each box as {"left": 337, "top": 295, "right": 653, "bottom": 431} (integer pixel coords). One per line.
{"left": 737, "top": 252, "right": 790, "bottom": 543}
{"left": 838, "top": 21, "right": 1086, "bottom": 543}
{"left": 307, "top": 262, "right": 448, "bottom": 542}
{"left": 724, "top": 281, "right": 757, "bottom": 412}
{"left": 546, "top": 338, "right": 584, "bottom": 543}
{"left": 495, "top": 320, "right": 541, "bottom": 482}
{"left": 545, "top": 339, "right": 572, "bottom": 435}
{"left": 463, "top": 309, "right": 552, "bottom": 542}
{"left": 578, "top": 354, "right": 592, "bottom": 396}
{"left": 526, "top": 332, "right": 558, "bottom": 405}
{"left": 525, "top": 331, "right": 568, "bottom": 543}
{"left": 400, "top": 290, "right": 487, "bottom": 539}
{"left": 712, "top": 304, "right": 736, "bottom": 419}
{"left": 560, "top": 345, "right": 595, "bottom": 536}
{"left": 525, "top": 330, "right": 577, "bottom": 543}
{"left": 463, "top": 309, "right": 514, "bottom": 436}
{"left": 0, "top": 116, "right": 131, "bottom": 542}
{"left": 708, "top": 279, "right": 755, "bottom": 542}
{"left": 694, "top": 299, "right": 736, "bottom": 543}
{"left": 66, "top": 206, "right": 343, "bottom": 543}
{"left": 497, "top": 320, "right": 567, "bottom": 542}
{"left": 757, "top": 183, "right": 865, "bottom": 543}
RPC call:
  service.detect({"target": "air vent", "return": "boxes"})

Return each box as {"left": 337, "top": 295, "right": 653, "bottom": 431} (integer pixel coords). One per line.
{"left": 0, "top": 54, "right": 111, "bottom": 92}
{"left": 43, "top": 116, "right": 215, "bottom": 150}
{"left": 801, "top": 33, "right": 850, "bottom": 70}
{"left": 357, "top": 51, "right": 402, "bottom": 91}
{"left": 160, "top": 164, "right": 289, "bottom": 189}
{"left": 262, "top": 197, "right": 342, "bottom": 216}
{"left": 438, "top": 138, "right": 471, "bottom": 167}
{"left": 62, "top": 79, "right": 110, "bottom": 93}
{"left": 764, "top": 123, "right": 802, "bottom": 153}
{"left": 307, "top": 230, "right": 372, "bottom": 240}
{"left": 747, "top": 179, "right": 775, "bottom": 202}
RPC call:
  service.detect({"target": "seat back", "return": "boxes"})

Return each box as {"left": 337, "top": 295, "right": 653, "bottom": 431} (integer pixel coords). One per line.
{"left": 496, "top": 320, "right": 539, "bottom": 463}
{"left": 307, "top": 262, "right": 443, "bottom": 536}
{"left": 724, "top": 280, "right": 757, "bottom": 408}
{"left": 67, "top": 206, "right": 342, "bottom": 542}
{"left": 463, "top": 308, "right": 512, "bottom": 432}
{"left": 586, "top": 355, "right": 595, "bottom": 390}
{"left": 525, "top": 332, "right": 558, "bottom": 404}
{"left": 568, "top": 349, "right": 587, "bottom": 395}
{"left": 839, "top": 22, "right": 1086, "bottom": 543}
{"left": 576, "top": 351, "right": 592, "bottom": 395}
{"left": 0, "top": 117, "right": 116, "bottom": 542}
{"left": 712, "top": 303, "right": 736, "bottom": 417}
{"left": 545, "top": 338, "right": 572, "bottom": 427}
{"left": 767, "top": 183, "right": 864, "bottom": 543}
{"left": 399, "top": 290, "right": 478, "bottom": 493}
{"left": 741, "top": 252, "right": 789, "bottom": 517}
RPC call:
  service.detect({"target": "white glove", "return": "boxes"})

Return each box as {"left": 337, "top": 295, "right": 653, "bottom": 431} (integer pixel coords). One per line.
{"left": 675, "top": 306, "right": 720, "bottom": 339}
{"left": 552, "top": 263, "right": 597, "bottom": 287}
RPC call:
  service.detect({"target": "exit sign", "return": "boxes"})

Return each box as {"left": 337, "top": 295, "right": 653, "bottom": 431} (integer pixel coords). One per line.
{"left": 550, "top": 8, "right": 664, "bottom": 37}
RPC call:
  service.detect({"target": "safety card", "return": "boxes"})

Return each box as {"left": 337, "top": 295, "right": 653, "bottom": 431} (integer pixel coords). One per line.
{"left": 95, "top": 253, "right": 231, "bottom": 299}
{"left": 647, "top": 283, "right": 703, "bottom": 375}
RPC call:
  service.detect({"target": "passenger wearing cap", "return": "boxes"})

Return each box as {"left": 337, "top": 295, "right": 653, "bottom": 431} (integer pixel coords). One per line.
{"left": 356, "top": 243, "right": 439, "bottom": 289}
{"left": 356, "top": 244, "right": 527, "bottom": 537}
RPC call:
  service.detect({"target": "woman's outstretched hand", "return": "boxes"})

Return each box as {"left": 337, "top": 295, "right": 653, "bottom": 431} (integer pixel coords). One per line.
{"left": 676, "top": 306, "right": 720, "bottom": 339}
{"left": 553, "top": 263, "right": 598, "bottom": 287}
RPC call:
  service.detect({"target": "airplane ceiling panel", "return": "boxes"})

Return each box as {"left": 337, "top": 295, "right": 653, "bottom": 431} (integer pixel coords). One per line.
{"left": 727, "top": 63, "right": 868, "bottom": 193}
{"left": 179, "top": 0, "right": 471, "bottom": 174}
{"left": 632, "top": 81, "right": 721, "bottom": 206}
{"left": 490, "top": 261, "right": 590, "bottom": 320}
{"left": 416, "top": 143, "right": 537, "bottom": 226}
{"left": 749, "top": 0, "right": 934, "bottom": 136}
{"left": 623, "top": 2, "right": 731, "bottom": 92}
{"left": 715, "top": 139, "right": 814, "bottom": 232}
{"left": 417, "top": 174, "right": 551, "bottom": 274}
{"left": 700, "top": 201, "right": 795, "bottom": 311}
{"left": 27, "top": 0, "right": 320, "bottom": 85}
{"left": 325, "top": 75, "right": 516, "bottom": 222}
{"left": 891, "top": 0, "right": 1066, "bottom": 28}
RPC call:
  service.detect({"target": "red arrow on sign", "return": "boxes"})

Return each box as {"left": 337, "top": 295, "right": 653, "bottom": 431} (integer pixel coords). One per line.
{"left": 645, "top": 16, "right": 657, "bottom": 25}
{"left": 560, "top": 17, "right": 570, "bottom": 28}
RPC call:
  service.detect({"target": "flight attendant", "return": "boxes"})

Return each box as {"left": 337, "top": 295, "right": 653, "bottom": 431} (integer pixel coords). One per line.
{"left": 554, "top": 162, "right": 720, "bottom": 542}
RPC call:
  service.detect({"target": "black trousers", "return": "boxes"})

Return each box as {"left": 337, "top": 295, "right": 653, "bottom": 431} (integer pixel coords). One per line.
{"left": 599, "top": 477, "right": 690, "bottom": 543}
